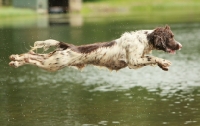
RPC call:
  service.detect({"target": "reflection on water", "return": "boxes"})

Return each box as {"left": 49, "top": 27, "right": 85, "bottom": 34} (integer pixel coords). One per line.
{"left": 0, "top": 17, "right": 200, "bottom": 125}
{"left": 0, "top": 14, "right": 83, "bottom": 28}
{"left": 49, "top": 14, "right": 83, "bottom": 27}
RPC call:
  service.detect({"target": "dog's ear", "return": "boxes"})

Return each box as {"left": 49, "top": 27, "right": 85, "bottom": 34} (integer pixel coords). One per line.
{"left": 154, "top": 35, "right": 166, "bottom": 49}
{"left": 165, "top": 25, "right": 170, "bottom": 30}
{"left": 154, "top": 35, "right": 162, "bottom": 47}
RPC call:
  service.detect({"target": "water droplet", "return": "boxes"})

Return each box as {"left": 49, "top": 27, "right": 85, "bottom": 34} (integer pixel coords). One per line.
{"left": 112, "top": 121, "right": 120, "bottom": 124}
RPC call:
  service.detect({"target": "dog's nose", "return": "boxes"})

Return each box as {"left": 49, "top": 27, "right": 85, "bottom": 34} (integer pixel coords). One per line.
{"left": 176, "top": 40, "right": 182, "bottom": 50}
{"left": 178, "top": 43, "right": 182, "bottom": 50}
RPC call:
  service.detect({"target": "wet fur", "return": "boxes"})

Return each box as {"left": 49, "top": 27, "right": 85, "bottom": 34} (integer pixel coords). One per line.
{"left": 9, "top": 25, "right": 182, "bottom": 71}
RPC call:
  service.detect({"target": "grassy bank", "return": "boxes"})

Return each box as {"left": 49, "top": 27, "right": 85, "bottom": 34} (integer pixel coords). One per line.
{"left": 82, "top": 0, "right": 200, "bottom": 23}
{"left": 0, "top": 7, "right": 36, "bottom": 18}
{"left": 0, "top": 0, "right": 200, "bottom": 24}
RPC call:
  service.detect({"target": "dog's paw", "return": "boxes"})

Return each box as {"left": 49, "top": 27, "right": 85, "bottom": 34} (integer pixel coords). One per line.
{"left": 9, "top": 61, "right": 25, "bottom": 68}
{"left": 9, "top": 61, "right": 20, "bottom": 68}
{"left": 162, "top": 59, "right": 171, "bottom": 67}
{"left": 157, "top": 59, "right": 171, "bottom": 71}
{"left": 9, "top": 54, "right": 19, "bottom": 61}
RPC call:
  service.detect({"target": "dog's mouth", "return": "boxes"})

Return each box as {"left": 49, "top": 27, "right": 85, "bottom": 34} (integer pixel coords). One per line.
{"left": 165, "top": 42, "right": 182, "bottom": 54}
{"left": 166, "top": 48, "right": 177, "bottom": 54}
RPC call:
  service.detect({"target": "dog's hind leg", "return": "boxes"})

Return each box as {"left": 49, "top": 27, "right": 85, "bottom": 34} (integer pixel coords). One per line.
{"left": 9, "top": 52, "right": 47, "bottom": 62}
{"left": 9, "top": 53, "right": 48, "bottom": 69}
{"left": 9, "top": 51, "right": 66, "bottom": 71}
{"left": 31, "top": 39, "right": 60, "bottom": 51}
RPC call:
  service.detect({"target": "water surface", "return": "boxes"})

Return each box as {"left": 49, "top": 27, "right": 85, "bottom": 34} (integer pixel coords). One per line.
{"left": 0, "top": 17, "right": 200, "bottom": 126}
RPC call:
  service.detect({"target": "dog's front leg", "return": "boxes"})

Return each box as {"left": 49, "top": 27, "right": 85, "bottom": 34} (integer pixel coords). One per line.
{"left": 128, "top": 56, "right": 171, "bottom": 71}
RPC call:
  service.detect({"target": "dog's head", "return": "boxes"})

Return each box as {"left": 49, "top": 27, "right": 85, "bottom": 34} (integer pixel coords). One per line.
{"left": 147, "top": 25, "right": 182, "bottom": 54}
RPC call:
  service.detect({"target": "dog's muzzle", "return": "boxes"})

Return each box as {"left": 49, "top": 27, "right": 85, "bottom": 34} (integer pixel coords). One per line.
{"left": 176, "top": 41, "right": 182, "bottom": 50}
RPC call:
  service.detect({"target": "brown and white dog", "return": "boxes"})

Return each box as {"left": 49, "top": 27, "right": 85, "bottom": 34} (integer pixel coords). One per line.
{"left": 9, "top": 25, "right": 182, "bottom": 71}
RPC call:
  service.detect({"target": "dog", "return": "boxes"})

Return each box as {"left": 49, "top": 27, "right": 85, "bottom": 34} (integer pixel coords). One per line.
{"left": 9, "top": 25, "right": 182, "bottom": 72}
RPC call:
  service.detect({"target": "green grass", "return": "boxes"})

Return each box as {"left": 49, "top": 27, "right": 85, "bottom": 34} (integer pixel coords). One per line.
{"left": 82, "top": 0, "right": 200, "bottom": 23}
{"left": 0, "top": 7, "right": 36, "bottom": 18}
{"left": 1, "top": 0, "right": 200, "bottom": 23}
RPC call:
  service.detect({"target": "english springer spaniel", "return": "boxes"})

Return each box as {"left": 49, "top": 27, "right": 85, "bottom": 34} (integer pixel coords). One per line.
{"left": 9, "top": 25, "right": 182, "bottom": 71}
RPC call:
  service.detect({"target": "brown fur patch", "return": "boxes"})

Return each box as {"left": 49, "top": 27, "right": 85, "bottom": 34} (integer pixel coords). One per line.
{"left": 59, "top": 42, "right": 74, "bottom": 50}
{"left": 59, "top": 41, "right": 116, "bottom": 54}
{"left": 76, "top": 41, "right": 116, "bottom": 53}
